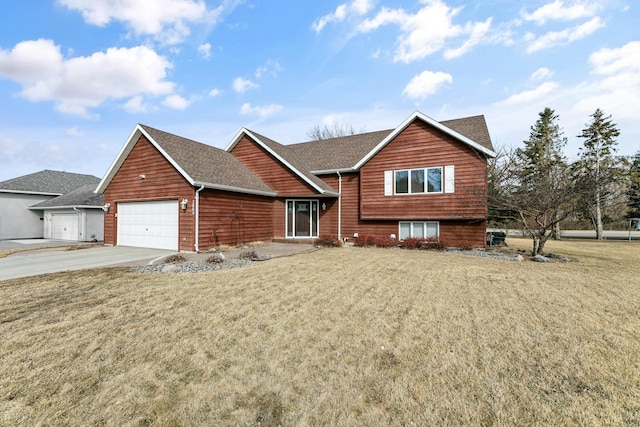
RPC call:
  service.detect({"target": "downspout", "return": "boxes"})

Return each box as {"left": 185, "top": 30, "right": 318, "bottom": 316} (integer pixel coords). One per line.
{"left": 195, "top": 185, "right": 205, "bottom": 252}
{"left": 337, "top": 171, "right": 342, "bottom": 241}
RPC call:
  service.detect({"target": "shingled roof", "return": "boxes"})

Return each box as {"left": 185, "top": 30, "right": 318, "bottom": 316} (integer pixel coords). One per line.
{"left": 29, "top": 184, "right": 104, "bottom": 209}
{"left": 96, "top": 125, "right": 275, "bottom": 196}
{"left": 0, "top": 170, "right": 100, "bottom": 195}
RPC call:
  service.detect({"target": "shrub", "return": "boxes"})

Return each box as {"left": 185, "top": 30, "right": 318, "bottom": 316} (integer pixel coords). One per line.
{"left": 314, "top": 235, "right": 343, "bottom": 247}
{"left": 354, "top": 235, "right": 377, "bottom": 247}
{"left": 163, "top": 254, "right": 187, "bottom": 264}
{"left": 420, "top": 238, "right": 447, "bottom": 251}
{"left": 399, "top": 238, "right": 423, "bottom": 250}
{"left": 238, "top": 250, "right": 259, "bottom": 260}
{"left": 205, "top": 253, "right": 225, "bottom": 264}
{"left": 373, "top": 236, "right": 398, "bottom": 248}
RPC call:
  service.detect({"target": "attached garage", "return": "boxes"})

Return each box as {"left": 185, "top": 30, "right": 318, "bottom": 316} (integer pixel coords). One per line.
{"left": 51, "top": 213, "right": 79, "bottom": 240}
{"left": 117, "top": 201, "right": 179, "bottom": 251}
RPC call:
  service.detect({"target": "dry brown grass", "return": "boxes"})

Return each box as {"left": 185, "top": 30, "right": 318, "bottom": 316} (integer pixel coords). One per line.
{"left": 1, "top": 239, "right": 639, "bottom": 426}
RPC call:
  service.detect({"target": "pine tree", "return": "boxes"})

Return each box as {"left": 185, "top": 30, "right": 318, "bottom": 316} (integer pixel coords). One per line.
{"left": 628, "top": 151, "right": 640, "bottom": 218}
{"left": 574, "top": 109, "right": 621, "bottom": 240}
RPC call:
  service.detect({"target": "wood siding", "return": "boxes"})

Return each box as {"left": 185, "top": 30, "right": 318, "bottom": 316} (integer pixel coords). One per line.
{"left": 360, "top": 120, "right": 488, "bottom": 221}
{"left": 230, "top": 136, "right": 319, "bottom": 196}
{"left": 103, "top": 135, "right": 195, "bottom": 251}
{"left": 198, "top": 190, "right": 274, "bottom": 248}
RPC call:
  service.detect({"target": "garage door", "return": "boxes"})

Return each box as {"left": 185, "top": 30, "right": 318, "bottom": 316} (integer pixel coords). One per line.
{"left": 117, "top": 201, "right": 179, "bottom": 250}
{"left": 51, "top": 213, "right": 79, "bottom": 241}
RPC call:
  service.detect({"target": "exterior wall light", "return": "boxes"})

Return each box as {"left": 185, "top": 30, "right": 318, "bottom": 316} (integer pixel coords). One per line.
{"left": 322, "top": 202, "right": 326, "bottom": 210}
{"left": 139, "top": 174, "right": 146, "bottom": 179}
{"left": 102, "top": 203, "right": 110, "bottom": 212}
{"left": 180, "top": 199, "right": 188, "bottom": 210}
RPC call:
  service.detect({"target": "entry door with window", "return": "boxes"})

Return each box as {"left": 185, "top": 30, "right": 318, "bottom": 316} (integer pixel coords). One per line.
{"left": 287, "top": 200, "right": 319, "bottom": 238}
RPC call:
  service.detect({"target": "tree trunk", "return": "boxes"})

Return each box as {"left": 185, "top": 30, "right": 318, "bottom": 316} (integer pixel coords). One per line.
{"left": 595, "top": 189, "right": 604, "bottom": 240}
{"left": 537, "top": 236, "right": 547, "bottom": 255}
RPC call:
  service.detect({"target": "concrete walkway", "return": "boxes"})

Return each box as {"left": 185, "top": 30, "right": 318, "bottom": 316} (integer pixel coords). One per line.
{"left": 0, "top": 246, "right": 174, "bottom": 281}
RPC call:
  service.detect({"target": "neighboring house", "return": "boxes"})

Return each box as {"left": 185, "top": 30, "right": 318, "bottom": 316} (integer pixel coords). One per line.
{"left": 0, "top": 170, "right": 104, "bottom": 241}
{"left": 96, "top": 111, "right": 495, "bottom": 251}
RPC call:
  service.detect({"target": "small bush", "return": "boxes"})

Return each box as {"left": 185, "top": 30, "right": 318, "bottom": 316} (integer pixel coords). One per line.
{"left": 420, "top": 238, "right": 447, "bottom": 251}
{"left": 163, "top": 254, "right": 187, "bottom": 264}
{"left": 314, "top": 235, "right": 343, "bottom": 247}
{"left": 205, "top": 253, "right": 225, "bottom": 264}
{"left": 238, "top": 250, "right": 259, "bottom": 260}
{"left": 399, "top": 238, "right": 423, "bottom": 250}
{"left": 373, "top": 236, "right": 398, "bottom": 248}
{"left": 354, "top": 235, "right": 377, "bottom": 247}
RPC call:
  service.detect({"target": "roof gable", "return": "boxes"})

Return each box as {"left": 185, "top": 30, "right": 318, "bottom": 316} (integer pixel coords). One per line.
{"left": 0, "top": 170, "right": 100, "bottom": 196}
{"left": 226, "top": 129, "right": 339, "bottom": 196}
{"left": 96, "top": 124, "right": 275, "bottom": 196}
{"left": 352, "top": 111, "right": 496, "bottom": 170}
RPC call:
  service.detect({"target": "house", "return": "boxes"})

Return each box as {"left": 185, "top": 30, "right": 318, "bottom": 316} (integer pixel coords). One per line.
{"left": 95, "top": 111, "right": 495, "bottom": 251}
{"left": 0, "top": 170, "right": 104, "bottom": 241}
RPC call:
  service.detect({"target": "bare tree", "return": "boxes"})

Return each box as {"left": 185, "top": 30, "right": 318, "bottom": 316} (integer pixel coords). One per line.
{"left": 488, "top": 109, "right": 582, "bottom": 255}
{"left": 306, "top": 123, "right": 364, "bottom": 140}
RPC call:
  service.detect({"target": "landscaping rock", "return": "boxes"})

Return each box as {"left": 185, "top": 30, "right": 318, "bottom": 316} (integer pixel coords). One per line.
{"left": 515, "top": 254, "right": 525, "bottom": 262}
{"left": 533, "top": 254, "right": 550, "bottom": 263}
{"left": 161, "top": 265, "right": 181, "bottom": 274}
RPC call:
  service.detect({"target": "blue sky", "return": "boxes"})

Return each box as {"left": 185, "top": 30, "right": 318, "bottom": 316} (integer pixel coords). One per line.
{"left": 0, "top": 0, "right": 638, "bottom": 181}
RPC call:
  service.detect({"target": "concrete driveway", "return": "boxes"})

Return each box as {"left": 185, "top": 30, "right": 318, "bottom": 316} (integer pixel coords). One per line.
{"left": 0, "top": 246, "right": 174, "bottom": 281}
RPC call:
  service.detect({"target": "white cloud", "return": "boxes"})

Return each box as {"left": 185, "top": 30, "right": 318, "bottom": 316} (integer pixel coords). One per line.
{"left": 0, "top": 39, "right": 175, "bottom": 117}
{"left": 571, "top": 41, "right": 640, "bottom": 120}
{"left": 198, "top": 42, "right": 212, "bottom": 58}
{"left": 526, "top": 16, "right": 604, "bottom": 52}
{"left": 312, "top": 0, "right": 373, "bottom": 33}
{"left": 521, "top": 0, "right": 599, "bottom": 25}
{"left": 531, "top": 67, "right": 554, "bottom": 80}
{"left": 162, "top": 94, "right": 190, "bottom": 110}
{"left": 232, "top": 76, "right": 259, "bottom": 93}
{"left": 498, "top": 81, "right": 560, "bottom": 106}
{"left": 58, "top": 0, "right": 223, "bottom": 45}
{"left": 358, "top": 0, "right": 494, "bottom": 63}
{"left": 208, "top": 88, "right": 223, "bottom": 97}
{"left": 239, "top": 102, "right": 282, "bottom": 118}
{"left": 444, "top": 18, "right": 493, "bottom": 59}
{"left": 402, "top": 70, "right": 452, "bottom": 101}
{"left": 65, "top": 126, "right": 84, "bottom": 137}
{"left": 255, "top": 59, "right": 283, "bottom": 79}
{"left": 123, "top": 95, "right": 151, "bottom": 113}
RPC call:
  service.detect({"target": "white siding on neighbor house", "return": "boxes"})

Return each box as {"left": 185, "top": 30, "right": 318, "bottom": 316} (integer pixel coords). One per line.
{"left": 43, "top": 209, "right": 105, "bottom": 242}
{"left": 0, "top": 193, "right": 51, "bottom": 240}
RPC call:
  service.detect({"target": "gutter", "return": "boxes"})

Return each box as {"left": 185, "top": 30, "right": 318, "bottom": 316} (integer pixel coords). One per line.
{"left": 195, "top": 185, "right": 205, "bottom": 252}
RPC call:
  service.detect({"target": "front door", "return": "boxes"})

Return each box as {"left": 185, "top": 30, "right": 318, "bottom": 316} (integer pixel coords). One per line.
{"left": 287, "top": 200, "right": 318, "bottom": 238}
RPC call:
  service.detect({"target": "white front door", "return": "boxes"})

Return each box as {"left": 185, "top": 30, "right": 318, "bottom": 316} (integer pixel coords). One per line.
{"left": 117, "top": 201, "right": 179, "bottom": 250}
{"left": 51, "top": 213, "right": 79, "bottom": 241}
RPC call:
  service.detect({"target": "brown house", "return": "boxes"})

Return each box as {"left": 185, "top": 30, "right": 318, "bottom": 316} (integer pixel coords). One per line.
{"left": 95, "top": 111, "right": 495, "bottom": 251}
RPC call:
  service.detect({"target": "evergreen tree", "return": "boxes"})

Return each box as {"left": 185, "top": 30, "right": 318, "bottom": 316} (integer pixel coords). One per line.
{"left": 573, "top": 109, "right": 622, "bottom": 240}
{"left": 628, "top": 151, "right": 640, "bottom": 218}
{"left": 489, "top": 107, "right": 576, "bottom": 255}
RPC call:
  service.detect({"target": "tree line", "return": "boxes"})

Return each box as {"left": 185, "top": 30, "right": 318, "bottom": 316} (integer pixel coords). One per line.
{"left": 489, "top": 107, "right": 640, "bottom": 254}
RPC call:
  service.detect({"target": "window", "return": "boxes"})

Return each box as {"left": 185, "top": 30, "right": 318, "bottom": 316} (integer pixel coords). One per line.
{"left": 399, "top": 221, "right": 439, "bottom": 240}
{"left": 390, "top": 167, "right": 444, "bottom": 194}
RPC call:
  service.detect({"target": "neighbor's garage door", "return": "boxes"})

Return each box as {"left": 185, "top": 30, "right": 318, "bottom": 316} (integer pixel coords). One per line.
{"left": 117, "top": 201, "right": 179, "bottom": 250}
{"left": 51, "top": 213, "right": 79, "bottom": 241}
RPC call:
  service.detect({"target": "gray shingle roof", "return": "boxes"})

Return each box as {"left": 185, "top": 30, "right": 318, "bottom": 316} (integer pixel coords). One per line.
{"left": 29, "top": 184, "right": 104, "bottom": 209}
{"left": 440, "top": 115, "right": 494, "bottom": 152}
{"left": 140, "top": 125, "right": 275, "bottom": 195}
{"left": 247, "top": 130, "right": 339, "bottom": 194}
{"left": 0, "top": 170, "right": 100, "bottom": 195}
{"left": 289, "top": 129, "right": 393, "bottom": 172}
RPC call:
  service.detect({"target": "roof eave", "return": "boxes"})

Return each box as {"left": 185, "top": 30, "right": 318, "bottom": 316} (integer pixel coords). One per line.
{"left": 310, "top": 168, "right": 356, "bottom": 175}
{"left": 193, "top": 181, "right": 277, "bottom": 197}
{"left": 0, "top": 189, "right": 62, "bottom": 196}
{"left": 27, "top": 205, "right": 104, "bottom": 210}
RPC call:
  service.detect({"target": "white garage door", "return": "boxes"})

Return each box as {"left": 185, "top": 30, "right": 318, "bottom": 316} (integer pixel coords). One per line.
{"left": 117, "top": 201, "right": 179, "bottom": 250}
{"left": 51, "top": 213, "right": 79, "bottom": 241}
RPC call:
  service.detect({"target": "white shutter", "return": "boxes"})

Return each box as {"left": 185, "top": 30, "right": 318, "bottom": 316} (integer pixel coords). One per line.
{"left": 384, "top": 170, "right": 393, "bottom": 196}
{"left": 444, "top": 165, "right": 455, "bottom": 193}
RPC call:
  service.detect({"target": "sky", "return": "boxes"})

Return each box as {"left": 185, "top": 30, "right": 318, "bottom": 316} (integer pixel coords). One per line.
{"left": 0, "top": 0, "right": 638, "bottom": 181}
